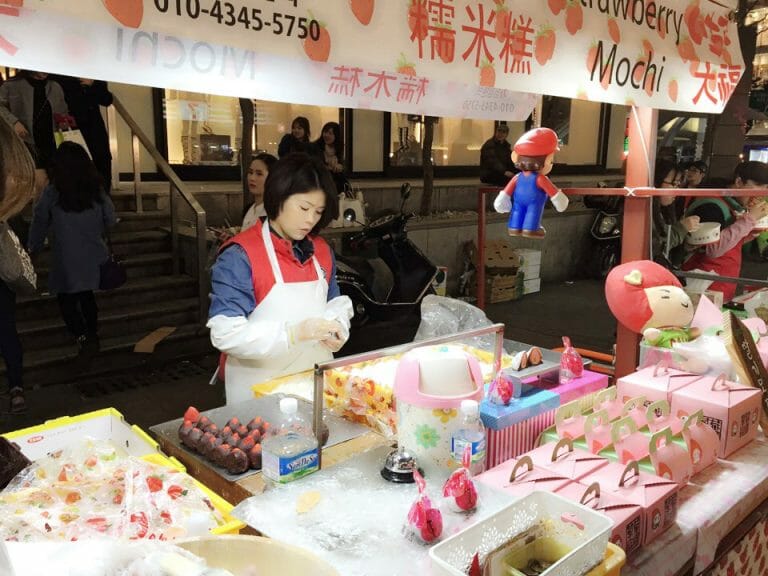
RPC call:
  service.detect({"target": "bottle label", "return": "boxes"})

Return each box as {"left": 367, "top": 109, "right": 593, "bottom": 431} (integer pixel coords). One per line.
{"left": 451, "top": 437, "right": 486, "bottom": 464}
{"left": 262, "top": 446, "right": 319, "bottom": 483}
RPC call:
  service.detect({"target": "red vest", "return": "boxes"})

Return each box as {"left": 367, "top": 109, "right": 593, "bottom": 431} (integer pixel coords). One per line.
{"left": 223, "top": 222, "right": 333, "bottom": 301}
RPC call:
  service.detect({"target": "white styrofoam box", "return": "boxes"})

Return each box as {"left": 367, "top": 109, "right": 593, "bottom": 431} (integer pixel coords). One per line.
{"left": 521, "top": 262, "right": 541, "bottom": 280}
{"left": 524, "top": 278, "right": 541, "bottom": 295}
{"left": 516, "top": 248, "right": 542, "bottom": 266}
{"left": 3, "top": 408, "right": 162, "bottom": 461}
{"left": 430, "top": 491, "right": 613, "bottom": 576}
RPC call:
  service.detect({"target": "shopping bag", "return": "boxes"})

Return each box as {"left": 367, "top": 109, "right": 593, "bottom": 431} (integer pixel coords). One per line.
{"left": 55, "top": 128, "right": 91, "bottom": 158}
{"left": 99, "top": 254, "right": 126, "bottom": 291}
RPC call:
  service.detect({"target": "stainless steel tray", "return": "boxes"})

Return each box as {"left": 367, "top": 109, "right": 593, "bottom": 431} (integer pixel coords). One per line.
{"left": 150, "top": 394, "right": 370, "bottom": 483}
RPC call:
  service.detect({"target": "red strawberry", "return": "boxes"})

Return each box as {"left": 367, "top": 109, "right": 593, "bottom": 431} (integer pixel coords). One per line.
{"left": 196, "top": 415, "right": 211, "bottom": 430}
{"left": 454, "top": 483, "right": 478, "bottom": 511}
{"left": 65, "top": 491, "right": 81, "bottom": 504}
{"left": 668, "top": 79, "right": 678, "bottom": 102}
{"left": 350, "top": 0, "right": 374, "bottom": 26}
{"left": 248, "top": 444, "right": 263, "bottom": 469}
{"left": 184, "top": 406, "right": 200, "bottom": 423}
{"left": 167, "top": 484, "right": 187, "bottom": 500}
{"left": 408, "top": 0, "right": 429, "bottom": 42}
{"left": 586, "top": 44, "right": 610, "bottom": 90}
{"left": 239, "top": 435, "right": 256, "bottom": 451}
{"left": 102, "top": 0, "right": 143, "bottom": 28}
{"left": 684, "top": 1, "right": 706, "bottom": 45}
{"left": 248, "top": 428, "right": 262, "bottom": 443}
{"left": 633, "top": 57, "right": 646, "bottom": 85}
{"left": 129, "top": 511, "right": 148, "bottom": 538}
{"left": 479, "top": 61, "right": 495, "bottom": 87}
{"left": 677, "top": 37, "right": 697, "bottom": 62}
{"left": 84, "top": 456, "right": 98, "bottom": 468}
{"left": 226, "top": 417, "right": 240, "bottom": 429}
{"left": 247, "top": 417, "right": 263, "bottom": 431}
{"left": 495, "top": 7, "right": 510, "bottom": 42}
{"left": 608, "top": 18, "right": 620, "bottom": 44}
{"left": 534, "top": 27, "right": 556, "bottom": 66}
{"left": 146, "top": 475, "right": 163, "bottom": 493}
{"left": 565, "top": 1, "right": 583, "bottom": 35}
{"left": 221, "top": 425, "right": 233, "bottom": 437}
{"left": 548, "top": 0, "right": 566, "bottom": 16}
{"left": 237, "top": 424, "right": 249, "bottom": 438}
{"left": 420, "top": 508, "right": 443, "bottom": 542}
{"left": 112, "top": 490, "right": 124, "bottom": 505}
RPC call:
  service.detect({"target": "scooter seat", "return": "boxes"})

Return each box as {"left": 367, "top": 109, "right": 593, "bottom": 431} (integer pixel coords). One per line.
{"left": 337, "top": 255, "right": 394, "bottom": 303}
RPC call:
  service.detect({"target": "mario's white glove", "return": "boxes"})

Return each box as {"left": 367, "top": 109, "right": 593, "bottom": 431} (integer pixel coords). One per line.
{"left": 550, "top": 190, "right": 569, "bottom": 213}
{"left": 494, "top": 191, "right": 512, "bottom": 213}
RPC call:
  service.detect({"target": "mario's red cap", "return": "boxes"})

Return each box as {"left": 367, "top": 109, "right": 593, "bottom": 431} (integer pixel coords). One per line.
{"left": 513, "top": 127, "right": 560, "bottom": 157}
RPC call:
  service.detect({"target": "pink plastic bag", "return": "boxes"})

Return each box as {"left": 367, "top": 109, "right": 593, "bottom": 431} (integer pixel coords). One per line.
{"left": 559, "top": 336, "right": 584, "bottom": 383}
{"left": 405, "top": 468, "right": 443, "bottom": 543}
{"left": 442, "top": 445, "right": 478, "bottom": 512}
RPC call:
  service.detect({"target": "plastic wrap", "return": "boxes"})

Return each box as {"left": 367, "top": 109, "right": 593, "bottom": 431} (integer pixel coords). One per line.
{"left": 404, "top": 468, "right": 443, "bottom": 544}
{"left": 0, "top": 439, "right": 226, "bottom": 542}
{"left": 442, "top": 446, "right": 478, "bottom": 513}
{"left": 414, "top": 295, "right": 497, "bottom": 352}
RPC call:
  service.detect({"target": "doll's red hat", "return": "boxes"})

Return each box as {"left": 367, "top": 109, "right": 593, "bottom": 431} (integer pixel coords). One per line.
{"left": 605, "top": 260, "right": 682, "bottom": 333}
{"left": 514, "top": 128, "right": 560, "bottom": 157}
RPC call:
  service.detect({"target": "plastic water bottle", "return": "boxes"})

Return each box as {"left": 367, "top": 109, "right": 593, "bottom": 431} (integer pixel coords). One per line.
{"left": 450, "top": 400, "right": 486, "bottom": 475}
{"left": 261, "top": 398, "right": 319, "bottom": 483}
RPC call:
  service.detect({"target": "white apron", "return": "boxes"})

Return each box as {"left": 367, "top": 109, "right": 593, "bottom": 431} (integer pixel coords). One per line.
{"left": 224, "top": 220, "right": 332, "bottom": 404}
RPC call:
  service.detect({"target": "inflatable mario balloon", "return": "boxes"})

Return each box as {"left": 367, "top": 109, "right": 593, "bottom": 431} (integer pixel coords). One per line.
{"left": 605, "top": 260, "right": 700, "bottom": 348}
{"left": 493, "top": 127, "right": 569, "bottom": 238}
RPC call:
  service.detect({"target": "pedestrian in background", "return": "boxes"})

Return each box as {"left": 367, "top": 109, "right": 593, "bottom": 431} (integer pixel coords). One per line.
{"left": 314, "top": 121, "right": 347, "bottom": 193}
{"left": 278, "top": 116, "right": 313, "bottom": 158}
{"left": 28, "top": 142, "right": 116, "bottom": 359}
{"left": 0, "top": 119, "right": 36, "bottom": 413}
{"left": 480, "top": 123, "right": 516, "bottom": 187}
{"left": 52, "top": 76, "right": 114, "bottom": 193}
{"left": 241, "top": 152, "right": 277, "bottom": 231}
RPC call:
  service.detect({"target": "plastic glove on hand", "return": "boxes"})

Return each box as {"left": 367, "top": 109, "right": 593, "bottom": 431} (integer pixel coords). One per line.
{"left": 551, "top": 190, "right": 569, "bottom": 212}
{"left": 290, "top": 318, "right": 344, "bottom": 344}
{"left": 493, "top": 191, "right": 512, "bottom": 213}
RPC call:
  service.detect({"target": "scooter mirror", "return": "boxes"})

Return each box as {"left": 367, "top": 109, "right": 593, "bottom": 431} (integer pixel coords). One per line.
{"left": 344, "top": 208, "right": 357, "bottom": 223}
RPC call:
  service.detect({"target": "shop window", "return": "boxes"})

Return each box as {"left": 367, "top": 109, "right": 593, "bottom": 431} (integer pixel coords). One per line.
{"left": 161, "top": 90, "right": 339, "bottom": 168}
{"left": 388, "top": 114, "right": 502, "bottom": 168}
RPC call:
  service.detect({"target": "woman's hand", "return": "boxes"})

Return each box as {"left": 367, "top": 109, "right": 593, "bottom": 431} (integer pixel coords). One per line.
{"left": 13, "top": 121, "right": 28, "bottom": 139}
{"left": 748, "top": 198, "right": 768, "bottom": 223}
{"left": 290, "top": 318, "right": 343, "bottom": 344}
{"left": 681, "top": 215, "right": 700, "bottom": 232}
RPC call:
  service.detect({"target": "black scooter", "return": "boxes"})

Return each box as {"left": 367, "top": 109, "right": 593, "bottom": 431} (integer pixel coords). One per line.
{"left": 335, "top": 183, "right": 438, "bottom": 355}
{"left": 585, "top": 184, "right": 623, "bottom": 278}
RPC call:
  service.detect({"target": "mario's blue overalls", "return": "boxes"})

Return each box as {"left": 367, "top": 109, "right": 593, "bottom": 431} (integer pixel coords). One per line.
{"left": 508, "top": 172, "right": 547, "bottom": 233}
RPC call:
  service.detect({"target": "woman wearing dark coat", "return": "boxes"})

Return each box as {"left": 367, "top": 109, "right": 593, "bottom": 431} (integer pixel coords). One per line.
{"left": 28, "top": 142, "right": 116, "bottom": 355}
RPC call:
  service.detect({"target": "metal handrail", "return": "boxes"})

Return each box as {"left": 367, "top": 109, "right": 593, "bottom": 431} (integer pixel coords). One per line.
{"left": 109, "top": 95, "right": 208, "bottom": 324}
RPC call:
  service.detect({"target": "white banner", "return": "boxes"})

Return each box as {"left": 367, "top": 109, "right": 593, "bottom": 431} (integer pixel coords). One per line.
{"left": 0, "top": 1, "right": 745, "bottom": 116}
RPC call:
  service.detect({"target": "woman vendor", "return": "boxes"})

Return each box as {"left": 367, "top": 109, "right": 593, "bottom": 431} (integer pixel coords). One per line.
{"left": 207, "top": 153, "right": 353, "bottom": 404}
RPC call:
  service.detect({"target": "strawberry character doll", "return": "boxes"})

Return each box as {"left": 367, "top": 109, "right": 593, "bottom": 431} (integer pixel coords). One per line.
{"left": 493, "top": 127, "right": 569, "bottom": 238}
{"left": 605, "top": 260, "right": 699, "bottom": 348}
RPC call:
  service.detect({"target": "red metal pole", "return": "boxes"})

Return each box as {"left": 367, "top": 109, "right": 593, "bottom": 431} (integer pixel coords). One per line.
{"left": 476, "top": 187, "right": 490, "bottom": 310}
{"left": 615, "top": 107, "right": 657, "bottom": 378}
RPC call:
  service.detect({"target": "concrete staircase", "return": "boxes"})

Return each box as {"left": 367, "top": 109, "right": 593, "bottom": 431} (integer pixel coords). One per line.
{"left": 8, "top": 188, "right": 213, "bottom": 389}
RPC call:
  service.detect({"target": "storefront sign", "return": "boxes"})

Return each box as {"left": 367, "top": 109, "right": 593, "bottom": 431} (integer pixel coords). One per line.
{"left": 1, "top": 1, "right": 743, "bottom": 116}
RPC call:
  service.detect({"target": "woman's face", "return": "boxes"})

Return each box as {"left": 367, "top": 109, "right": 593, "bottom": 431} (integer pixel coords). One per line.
{"left": 272, "top": 190, "right": 326, "bottom": 241}
{"left": 247, "top": 159, "right": 269, "bottom": 202}
{"left": 291, "top": 122, "right": 306, "bottom": 140}
{"left": 322, "top": 128, "right": 335, "bottom": 146}
{"left": 660, "top": 170, "right": 680, "bottom": 188}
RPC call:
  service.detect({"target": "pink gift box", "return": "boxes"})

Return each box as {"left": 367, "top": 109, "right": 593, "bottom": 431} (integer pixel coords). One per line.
{"left": 622, "top": 396, "right": 650, "bottom": 430}
{"left": 593, "top": 387, "right": 624, "bottom": 421}
{"left": 645, "top": 400, "right": 683, "bottom": 435}
{"left": 648, "top": 427, "right": 692, "bottom": 485}
{"left": 475, "top": 454, "right": 571, "bottom": 498}
{"left": 554, "top": 400, "right": 586, "bottom": 440}
{"left": 617, "top": 364, "right": 704, "bottom": 406}
{"left": 581, "top": 461, "right": 678, "bottom": 547}
{"left": 525, "top": 438, "right": 608, "bottom": 481}
{"left": 584, "top": 409, "right": 613, "bottom": 454}
{"left": 681, "top": 409, "right": 719, "bottom": 475}
{"left": 525, "top": 369, "right": 609, "bottom": 404}
{"left": 611, "top": 416, "right": 650, "bottom": 465}
{"left": 556, "top": 481, "right": 644, "bottom": 557}
{"left": 670, "top": 374, "right": 762, "bottom": 459}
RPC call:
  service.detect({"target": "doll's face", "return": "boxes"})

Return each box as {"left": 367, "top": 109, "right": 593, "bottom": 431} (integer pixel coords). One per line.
{"left": 644, "top": 285, "right": 694, "bottom": 329}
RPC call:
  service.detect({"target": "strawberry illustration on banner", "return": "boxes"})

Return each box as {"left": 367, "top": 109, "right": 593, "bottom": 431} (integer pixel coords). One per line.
{"left": 564, "top": 0, "right": 583, "bottom": 35}
{"left": 534, "top": 25, "right": 556, "bottom": 66}
{"left": 0, "top": 0, "right": 22, "bottom": 56}
{"left": 350, "top": 0, "right": 374, "bottom": 26}
{"left": 479, "top": 59, "right": 495, "bottom": 87}
{"left": 102, "top": 0, "right": 143, "bottom": 29}
{"left": 304, "top": 13, "right": 331, "bottom": 62}
{"left": 396, "top": 53, "right": 416, "bottom": 76}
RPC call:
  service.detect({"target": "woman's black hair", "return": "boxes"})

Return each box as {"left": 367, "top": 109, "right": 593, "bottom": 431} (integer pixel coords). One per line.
{"left": 314, "top": 122, "right": 343, "bottom": 160}
{"left": 263, "top": 153, "right": 339, "bottom": 235}
{"left": 291, "top": 116, "right": 311, "bottom": 142}
{"left": 50, "top": 142, "right": 103, "bottom": 212}
{"left": 251, "top": 152, "right": 277, "bottom": 170}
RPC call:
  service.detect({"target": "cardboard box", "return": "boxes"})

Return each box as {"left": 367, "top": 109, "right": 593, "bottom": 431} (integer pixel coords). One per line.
{"left": 520, "top": 262, "right": 541, "bottom": 280}
{"left": 524, "top": 439, "right": 609, "bottom": 482}
{"left": 475, "top": 454, "right": 571, "bottom": 498}
{"left": 516, "top": 248, "right": 542, "bottom": 266}
{"left": 484, "top": 238, "right": 520, "bottom": 269}
{"left": 523, "top": 277, "right": 541, "bottom": 295}
{"left": 484, "top": 272, "right": 523, "bottom": 303}
{"left": 581, "top": 461, "right": 678, "bottom": 547}
{"left": 556, "top": 481, "right": 644, "bottom": 557}
{"left": 670, "top": 374, "right": 762, "bottom": 458}
{"left": 617, "top": 365, "right": 704, "bottom": 406}
{"left": 480, "top": 387, "right": 560, "bottom": 430}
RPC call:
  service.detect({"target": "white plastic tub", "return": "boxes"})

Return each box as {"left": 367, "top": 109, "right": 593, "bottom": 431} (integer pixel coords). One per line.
{"left": 429, "top": 491, "right": 613, "bottom": 576}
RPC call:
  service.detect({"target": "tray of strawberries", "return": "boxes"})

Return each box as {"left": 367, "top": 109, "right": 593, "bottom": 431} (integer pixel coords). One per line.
{"left": 150, "top": 394, "right": 369, "bottom": 482}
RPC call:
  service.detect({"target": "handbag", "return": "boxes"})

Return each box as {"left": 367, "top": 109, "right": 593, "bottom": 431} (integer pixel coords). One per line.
{"left": 0, "top": 222, "right": 36, "bottom": 294}
{"left": 99, "top": 231, "right": 126, "bottom": 291}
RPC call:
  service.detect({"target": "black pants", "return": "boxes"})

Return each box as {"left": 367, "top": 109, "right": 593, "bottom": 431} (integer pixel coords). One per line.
{"left": 0, "top": 281, "right": 23, "bottom": 392}
{"left": 57, "top": 291, "right": 98, "bottom": 339}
